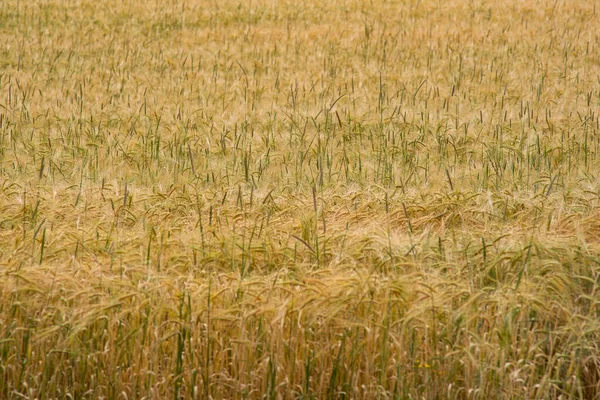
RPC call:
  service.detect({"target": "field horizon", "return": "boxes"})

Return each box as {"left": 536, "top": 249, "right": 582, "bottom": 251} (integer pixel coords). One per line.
{"left": 1, "top": 0, "right": 599, "bottom": 398}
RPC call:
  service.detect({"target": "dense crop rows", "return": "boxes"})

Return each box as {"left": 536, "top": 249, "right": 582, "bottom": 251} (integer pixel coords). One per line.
{"left": 0, "top": 0, "right": 599, "bottom": 398}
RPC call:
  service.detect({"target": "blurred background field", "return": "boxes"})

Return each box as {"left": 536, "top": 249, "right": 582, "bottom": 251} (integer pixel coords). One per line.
{"left": 0, "top": 0, "right": 599, "bottom": 398}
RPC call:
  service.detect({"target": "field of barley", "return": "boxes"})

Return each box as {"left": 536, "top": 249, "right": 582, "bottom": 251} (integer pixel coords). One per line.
{"left": 0, "top": 0, "right": 599, "bottom": 398}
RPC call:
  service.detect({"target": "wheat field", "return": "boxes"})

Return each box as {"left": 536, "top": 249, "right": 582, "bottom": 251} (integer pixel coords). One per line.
{"left": 0, "top": 0, "right": 599, "bottom": 398}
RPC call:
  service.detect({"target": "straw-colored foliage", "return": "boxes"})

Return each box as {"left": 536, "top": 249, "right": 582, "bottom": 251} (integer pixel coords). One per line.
{"left": 1, "top": 0, "right": 599, "bottom": 398}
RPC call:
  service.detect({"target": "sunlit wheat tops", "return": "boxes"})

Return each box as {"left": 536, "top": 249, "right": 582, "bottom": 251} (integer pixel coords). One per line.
{"left": 0, "top": 0, "right": 599, "bottom": 398}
